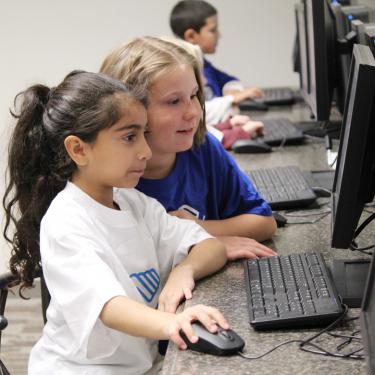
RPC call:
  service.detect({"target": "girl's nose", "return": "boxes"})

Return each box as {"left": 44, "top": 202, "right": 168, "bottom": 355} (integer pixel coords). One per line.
{"left": 138, "top": 136, "right": 152, "bottom": 161}
{"left": 184, "top": 100, "right": 202, "bottom": 121}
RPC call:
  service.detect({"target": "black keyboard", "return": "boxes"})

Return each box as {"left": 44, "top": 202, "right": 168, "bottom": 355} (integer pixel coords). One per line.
{"left": 259, "top": 118, "right": 304, "bottom": 146}
{"left": 247, "top": 166, "right": 316, "bottom": 210}
{"left": 238, "top": 88, "right": 298, "bottom": 111}
{"left": 256, "top": 87, "right": 296, "bottom": 106}
{"left": 244, "top": 252, "right": 344, "bottom": 330}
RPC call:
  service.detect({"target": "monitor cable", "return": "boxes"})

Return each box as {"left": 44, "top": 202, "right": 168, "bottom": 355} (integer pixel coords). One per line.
{"left": 237, "top": 304, "right": 364, "bottom": 361}
{"left": 349, "top": 212, "right": 375, "bottom": 255}
{"left": 283, "top": 200, "right": 331, "bottom": 225}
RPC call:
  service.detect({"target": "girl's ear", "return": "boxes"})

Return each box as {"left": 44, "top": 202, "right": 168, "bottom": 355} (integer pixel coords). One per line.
{"left": 64, "top": 135, "right": 89, "bottom": 166}
{"left": 184, "top": 28, "right": 199, "bottom": 44}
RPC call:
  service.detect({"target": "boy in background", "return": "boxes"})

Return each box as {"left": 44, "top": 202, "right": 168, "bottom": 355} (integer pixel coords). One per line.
{"left": 170, "top": 0, "right": 264, "bottom": 105}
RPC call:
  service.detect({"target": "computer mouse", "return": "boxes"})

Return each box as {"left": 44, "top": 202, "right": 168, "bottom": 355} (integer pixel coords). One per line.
{"left": 311, "top": 187, "right": 332, "bottom": 198}
{"left": 273, "top": 211, "right": 287, "bottom": 227}
{"left": 238, "top": 100, "right": 269, "bottom": 111}
{"left": 180, "top": 322, "right": 245, "bottom": 356}
{"left": 231, "top": 139, "right": 272, "bottom": 154}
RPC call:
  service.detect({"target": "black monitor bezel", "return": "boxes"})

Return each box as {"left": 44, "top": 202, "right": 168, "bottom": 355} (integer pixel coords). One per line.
{"left": 331, "top": 44, "right": 375, "bottom": 249}
{"left": 360, "top": 252, "right": 375, "bottom": 375}
{"left": 298, "top": 0, "right": 336, "bottom": 121}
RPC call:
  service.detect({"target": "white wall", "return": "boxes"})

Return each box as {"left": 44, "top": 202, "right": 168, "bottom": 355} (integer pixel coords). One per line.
{"left": 0, "top": 0, "right": 299, "bottom": 271}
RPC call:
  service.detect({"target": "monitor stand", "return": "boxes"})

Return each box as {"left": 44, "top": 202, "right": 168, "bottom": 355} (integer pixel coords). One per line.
{"left": 330, "top": 258, "right": 371, "bottom": 308}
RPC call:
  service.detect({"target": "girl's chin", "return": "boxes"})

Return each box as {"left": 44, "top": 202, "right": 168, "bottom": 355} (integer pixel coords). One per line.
{"left": 176, "top": 140, "right": 194, "bottom": 152}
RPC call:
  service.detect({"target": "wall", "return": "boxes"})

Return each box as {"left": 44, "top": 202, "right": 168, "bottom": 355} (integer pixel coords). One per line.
{"left": 0, "top": 0, "right": 300, "bottom": 271}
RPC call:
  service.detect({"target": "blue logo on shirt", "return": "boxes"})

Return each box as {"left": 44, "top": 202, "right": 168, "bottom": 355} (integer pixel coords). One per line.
{"left": 130, "top": 268, "right": 160, "bottom": 302}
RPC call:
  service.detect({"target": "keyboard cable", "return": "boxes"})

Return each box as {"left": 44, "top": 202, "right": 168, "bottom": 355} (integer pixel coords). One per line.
{"left": 237, "top": 303, "right": 364, "bottom": 361}
{"left": 349, "top": 211, "right": 375, "bottom": 255}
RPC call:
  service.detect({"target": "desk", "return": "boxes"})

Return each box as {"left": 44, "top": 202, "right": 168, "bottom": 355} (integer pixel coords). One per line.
{"left": 162, "top": 103, "right": 369, "bottom": 375}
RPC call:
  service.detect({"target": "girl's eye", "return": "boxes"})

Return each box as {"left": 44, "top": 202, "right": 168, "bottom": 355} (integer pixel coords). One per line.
{"left": 168, "top": 98, "right": 180, "bottom": 105}
{"left": 191, "top": 93, "right": 198, "bottom": 100}
{"left": 123, "top": 134, "right": 136, "bottom": 142}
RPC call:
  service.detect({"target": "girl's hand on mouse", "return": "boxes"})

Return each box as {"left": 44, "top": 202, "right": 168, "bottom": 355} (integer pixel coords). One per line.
{"left": 229, "top": 114, "right": 250, "bottom": 127}
{"left": 158, "top": 263, "right": 195, "bottom": 313}
{"left": 242, "top": 120, "right": 264, "bottom": 138}
{"left": 164, "top": 304, "right": 229, "bottom": 350}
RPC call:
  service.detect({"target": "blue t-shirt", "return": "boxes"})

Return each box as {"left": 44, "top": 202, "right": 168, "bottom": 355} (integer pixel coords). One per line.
{"left": 204, "top": 58, "right": 239, "bottom": 98}
{"left": 136, "top": 134, "right": 272, "bottom": 221}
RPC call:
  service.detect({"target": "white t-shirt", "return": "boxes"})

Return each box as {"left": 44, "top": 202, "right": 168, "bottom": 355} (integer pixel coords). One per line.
{"left": 28, "top": 182, "right": 213, "bottom": 375}
{"left": 205, "top": 95, "right": 234, "bottom": 126}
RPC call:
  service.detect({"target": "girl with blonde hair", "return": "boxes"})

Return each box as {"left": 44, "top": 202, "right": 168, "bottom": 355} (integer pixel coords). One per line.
{"left": 101, "top": 36, "right": 277, "bottom": 263}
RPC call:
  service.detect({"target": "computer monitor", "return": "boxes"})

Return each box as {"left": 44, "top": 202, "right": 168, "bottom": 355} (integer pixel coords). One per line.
{"left": 340, "top": 4, "right": 372, "bottom": 35}
{"left": 360, "top": 252, "right": 375, "bottom": 375}
{"left": 330, "top": 44, "right": 375, "bottom": 307}
{"left": 330, "top": 4, "right": 375, "bottom": 113}
{"left": 295, "top": 0, "right": 336, "bottom": 121}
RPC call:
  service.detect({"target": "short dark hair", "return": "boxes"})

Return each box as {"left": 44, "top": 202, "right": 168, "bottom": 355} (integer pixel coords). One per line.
{"left": 170, "top": 0, "right": 217, "bottom": 39}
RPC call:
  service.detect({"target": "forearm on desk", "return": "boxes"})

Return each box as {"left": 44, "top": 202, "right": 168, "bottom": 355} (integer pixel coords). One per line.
{"left": 182, "top": 238, "right": 227, "bottom": 280}
{"left": 197, "top": 214, "right": 277, "bottom": 241}
{"left": 100, "top": 295, "right": 174, "bottom": 340}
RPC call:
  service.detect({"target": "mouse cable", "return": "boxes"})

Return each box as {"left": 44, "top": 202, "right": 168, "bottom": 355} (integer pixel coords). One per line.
{"left": 326, "top": 328, "right": 362, "bottom": 351}
{"left": 284, "top": 200, "right": 330, "bottom": 215}
{"left": 298, "top": 304, "right": 364, "bottom": 360}
{"left": 275, "top": 137, "right": 287, "bottom": 150}
{"left": 237, "top": 339, "right": 303, "bottom": 360}
{"left": 238, "top": 304, "right": 363, "bottom": 361}
{"left": 353, "top": 212, "right": 375, "bottom": 240}
{"left": 328, "top": 154, "right": 338, "bottom": 168}
{"left": 303, "top": 134, "right": 326, "bottom": 143}
{"left": 283, "top": 213, "right": 330, "bottom": 225}
{"left": 349, "top": 241, "right": 374, "bottom": 256}
{"left": 283, "top": 211, "right": 330, "bottom": 225}
{"left": 284, "top": 208, "right": 331, "bottom": 217}
{"left": 348, "top": 211, "right": 375, "bottom": 255}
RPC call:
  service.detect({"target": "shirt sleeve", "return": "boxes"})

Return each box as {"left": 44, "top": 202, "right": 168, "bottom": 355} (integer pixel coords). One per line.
{"left": 134, "top": 192, "right": 214, "bottom": 284}
{"left": 204, "top": 59, "right": 240, "bottom": 97}
{"left": 40, "top": 214, "right": 126, "bottom": 360}
{"left": 205, "top": 96, "right": 234, "bottom": 126}
{"left": 206, "top": 134, "right": 273, "bottom": 218}
{"left": 222, "top": 80, "right": 245, "bottom": 93}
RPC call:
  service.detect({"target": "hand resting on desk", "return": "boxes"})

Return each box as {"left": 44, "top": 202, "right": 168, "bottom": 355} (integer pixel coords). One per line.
{"left": 217, "top": 236, "right": 277, "bottom": 261}
{"left": 169, "top": 209, "right": 277, "bottom": 261}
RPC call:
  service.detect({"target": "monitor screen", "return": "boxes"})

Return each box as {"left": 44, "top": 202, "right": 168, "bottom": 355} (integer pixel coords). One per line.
{"left": 331, "top": 4, "right": 375, "bottom": 113}
{"left": 360, "top": 252, "right": 375, "bottom": 375}
{"left": 331, "top": 44, "right": 375, "bottom": 250}
{"left": 296, "top": 0, "right": 336, "bottom": 121}
{"left": 329, "top": 44, "right": 375, "bottom": 309}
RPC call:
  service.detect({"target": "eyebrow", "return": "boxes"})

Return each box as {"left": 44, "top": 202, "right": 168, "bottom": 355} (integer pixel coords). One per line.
{"left": 159, "top": 86, "right": 199, "bottom": 99}
{"left": 114, "top": 124, "right": 145, "bottom": 132}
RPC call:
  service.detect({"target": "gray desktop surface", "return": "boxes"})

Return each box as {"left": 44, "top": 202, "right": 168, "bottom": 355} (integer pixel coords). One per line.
{"left": 161, "top": 103, "right": 368, "bottom": 375}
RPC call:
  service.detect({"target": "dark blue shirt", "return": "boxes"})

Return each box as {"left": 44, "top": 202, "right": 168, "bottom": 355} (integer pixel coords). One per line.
{"left": 203, "top": 58, "right": 239, "bottom": 98}
{"left": 136, "top": 133, "right": 272, "bottom": 220}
